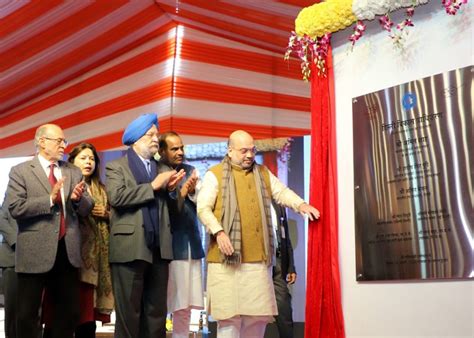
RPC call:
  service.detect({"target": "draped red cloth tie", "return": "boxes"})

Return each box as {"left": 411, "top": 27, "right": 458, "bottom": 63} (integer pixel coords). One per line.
{"left": 305, "top": 46, "right": 345, "bottom": 338}
{"left": 48, "top": 163, "right": 66, "bottom": 239}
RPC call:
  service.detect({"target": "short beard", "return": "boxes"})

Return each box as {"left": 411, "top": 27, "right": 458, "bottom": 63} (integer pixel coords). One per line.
{"left": 133, "top": 144, "right": 157, "bottom": 160}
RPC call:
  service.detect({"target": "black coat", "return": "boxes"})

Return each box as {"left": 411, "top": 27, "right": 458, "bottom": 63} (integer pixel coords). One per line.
{"left": 273, "top": 202, "right": 295, "bottom": 278}
{"left": 165, "top": 162, "right": 205, "bottom": 260}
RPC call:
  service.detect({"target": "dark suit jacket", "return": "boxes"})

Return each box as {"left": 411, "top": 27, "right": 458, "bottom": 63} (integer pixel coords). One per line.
{"left": 274, "top": 203, "right": 296, "bottom": 278}
{"left": 162, "top": 162, "right": 205, "bottom": 260}
{"left": 106, "top": 155, "right": 174, "bottom": 262}
{"left": 0, "top": 201, "right": 16, "bottom": 268}
{"left": 6, "top": 157, "right": 94, "bottom": 273}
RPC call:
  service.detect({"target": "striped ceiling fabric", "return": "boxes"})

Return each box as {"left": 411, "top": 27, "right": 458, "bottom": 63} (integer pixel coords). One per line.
{"left": 0, "top": 0, "right": 311, "bottom": 157}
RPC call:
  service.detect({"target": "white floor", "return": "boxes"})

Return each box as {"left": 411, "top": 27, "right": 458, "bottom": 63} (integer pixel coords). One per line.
{"left": 0, "top": 308, "right": 115, "bottom": 337}
{"left": 0, "top": 308, "right": 207, "bottom": 337}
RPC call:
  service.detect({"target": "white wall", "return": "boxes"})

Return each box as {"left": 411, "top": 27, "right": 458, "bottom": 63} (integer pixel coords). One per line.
{"left": 332, "top": 2, "right": 473, "bottom": 337}
{"left": 0, "top": 156, "right": 33, "bottom": 205}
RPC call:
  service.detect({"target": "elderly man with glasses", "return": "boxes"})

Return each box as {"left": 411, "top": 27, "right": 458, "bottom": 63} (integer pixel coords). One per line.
{"left": 6, "top": 123, "right": 94, "bottom": 338}
{"left": 197, "top": 130, "right": 320, "bottom": 338}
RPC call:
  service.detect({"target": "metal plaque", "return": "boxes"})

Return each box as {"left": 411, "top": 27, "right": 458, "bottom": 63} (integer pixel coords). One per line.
{"left": 353, "top": 66, "right": 473, "bottom": 281}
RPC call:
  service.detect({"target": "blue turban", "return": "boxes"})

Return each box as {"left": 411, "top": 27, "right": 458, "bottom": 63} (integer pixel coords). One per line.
{"left": 122, "top": 114, "right": 158, "bottom": 146}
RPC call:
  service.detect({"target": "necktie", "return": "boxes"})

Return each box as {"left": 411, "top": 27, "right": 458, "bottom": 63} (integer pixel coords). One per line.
{"left": 49, "top": 163, "right": 66, "bottom": 239}
{"left": 145, "top": 160, "right": 151, "bottom": 178}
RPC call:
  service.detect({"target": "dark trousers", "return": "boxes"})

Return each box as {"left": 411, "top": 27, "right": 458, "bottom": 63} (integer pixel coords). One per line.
{"left": 111, "top": 256, "right": 169, "bottom": 338}
{"left": 16, "top": 240, "right": 80, "bottom": 338}
{"left": 43, "top": 322, "right": 96, "bottom": 338}
{"left": 3, "top": 267, "right": 17, "bottom": 338}
{"left": 75, "top": 321, "right": 97, "bottom": 338}
{"left": 273, "top": 258, "right": 294, "bottom": 338}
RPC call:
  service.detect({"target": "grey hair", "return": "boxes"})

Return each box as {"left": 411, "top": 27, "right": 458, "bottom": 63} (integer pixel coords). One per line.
{"left": 34, "top": 125, "right": 49, "bottom": 150}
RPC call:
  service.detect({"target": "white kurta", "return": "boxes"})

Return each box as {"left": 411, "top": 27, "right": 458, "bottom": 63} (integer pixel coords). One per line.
{"left": 207, "top": 262, "right": 276, "bottom": 320}
{"left": 167, "top": 257, "right": 204, "bottom": 313}
{"left": 197, "top": 165, "right": 305, "bottom": 320}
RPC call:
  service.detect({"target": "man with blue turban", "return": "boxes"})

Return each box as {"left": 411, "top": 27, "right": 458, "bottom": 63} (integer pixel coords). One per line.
{"left": 105, "top": 114, "right": 185, "bottom": 338}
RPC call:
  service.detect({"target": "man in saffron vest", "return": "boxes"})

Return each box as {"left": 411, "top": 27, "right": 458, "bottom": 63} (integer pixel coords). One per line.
{"left": 197, "top": 130, "right": 320, "bottom": 338}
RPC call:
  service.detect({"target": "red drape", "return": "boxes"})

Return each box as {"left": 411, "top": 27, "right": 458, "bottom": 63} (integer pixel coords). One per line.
{"left": 263, "top": 151, "right": 278, "bottom": 176}
{"left": 305, "top": 46, "right": 345, "bottom": 337}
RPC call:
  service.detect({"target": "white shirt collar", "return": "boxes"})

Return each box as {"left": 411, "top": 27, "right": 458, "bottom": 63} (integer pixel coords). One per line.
{"left": 37, "top": 154, "right": 57, "bottom": 170}
{"left": 136, "top": 153, "right": 151, "bottom": 168}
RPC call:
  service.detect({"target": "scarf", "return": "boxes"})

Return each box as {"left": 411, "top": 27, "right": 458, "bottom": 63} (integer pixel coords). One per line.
{"left": 127, "top": 148, "right": 159, "bottom": 250}
{"left": 80, "top": 184, "right": 114, "bottom": 317}
{"left": 220, "top": 156, "right": 275, "bottom": 266}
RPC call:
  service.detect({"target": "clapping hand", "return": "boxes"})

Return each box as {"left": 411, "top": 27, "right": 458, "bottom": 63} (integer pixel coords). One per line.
{"left": 167, "top": 169, "right": 186, "bottom": 191}
{"left": 151, "top": 169, "right": 185, "bottom": 191}
{"left": 91, "top": 204, "right": 109, "bottom": 218}
{"left": 50, "top": 178, "right": 65, "bottom": 204}
{"left": 180, "top": 170, "right": 198, "bottom": 197}
{"left": 71, "top": 180, "right": 86, "bottom": 201}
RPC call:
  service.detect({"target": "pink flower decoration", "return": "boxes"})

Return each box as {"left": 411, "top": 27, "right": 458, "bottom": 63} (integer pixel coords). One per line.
{"left": 286, "top": 0, "right": 470, "bottom": 80}
{"left": 349, "top": 21, "right": 366, "bottom": 47}
{"left": 442, "top": 0, "right": 469, "bottom": 14}
{"left": 379, "top": 15, "right": 394, "bottom": 32}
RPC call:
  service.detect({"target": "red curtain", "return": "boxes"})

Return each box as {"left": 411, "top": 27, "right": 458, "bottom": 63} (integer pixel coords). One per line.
{"left": 305, "top": 46, "right": 345, "bottom": 337}
{"left": 263, "top": 151, "right": 278, "bottom": 176}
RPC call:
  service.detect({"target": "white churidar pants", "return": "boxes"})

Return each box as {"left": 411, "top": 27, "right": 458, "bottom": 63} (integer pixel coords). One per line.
{"left": 217, "top": 315, "right": 271, "bottom": 338}
{"left": 168, "top": 256, "right": 204, "bottom": 338}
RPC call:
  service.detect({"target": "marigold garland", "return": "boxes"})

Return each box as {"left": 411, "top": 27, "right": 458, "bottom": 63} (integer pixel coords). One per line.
{"left": 296, "top": 0, "right": 356, "bottom": 38}
{"left": 287, "top": 0, "right": 470, "bottom": 80}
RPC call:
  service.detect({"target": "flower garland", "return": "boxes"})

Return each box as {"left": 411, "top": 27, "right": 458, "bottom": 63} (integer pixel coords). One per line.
{"left": 378, "top": 6, "right": 416, "bottom": 49}
{"left": 295, "top": 0, "right": 356, "bottom": 39}
{"left": 286, "top": 0, "right": 469, "bottom": 79}
{"left": 284, "top": 32, "right": 331, "bottom": 80}
{"left": 442, "top": 0, "right": 469, "bottom": 14}
{"left": 183, "top": 138, "right": 292, "bottom": 160}
{"left": 278, "top": 138, "right": 293, "bottom": 164}
{"left": 352, "top": 0, "right": 428, "bottom": 21}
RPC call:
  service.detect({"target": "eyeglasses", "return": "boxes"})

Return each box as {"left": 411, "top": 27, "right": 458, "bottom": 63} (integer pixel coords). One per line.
{"left": 233, "top": 147, "right": 257, "bottom": 155}
{"left": 43, "top": 137, "right": 68, "bottom": 147}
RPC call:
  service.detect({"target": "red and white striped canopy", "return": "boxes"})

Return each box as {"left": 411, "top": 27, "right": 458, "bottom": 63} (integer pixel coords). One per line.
{"left": 1, "top": 0, "right": 313, "bottom": 156}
